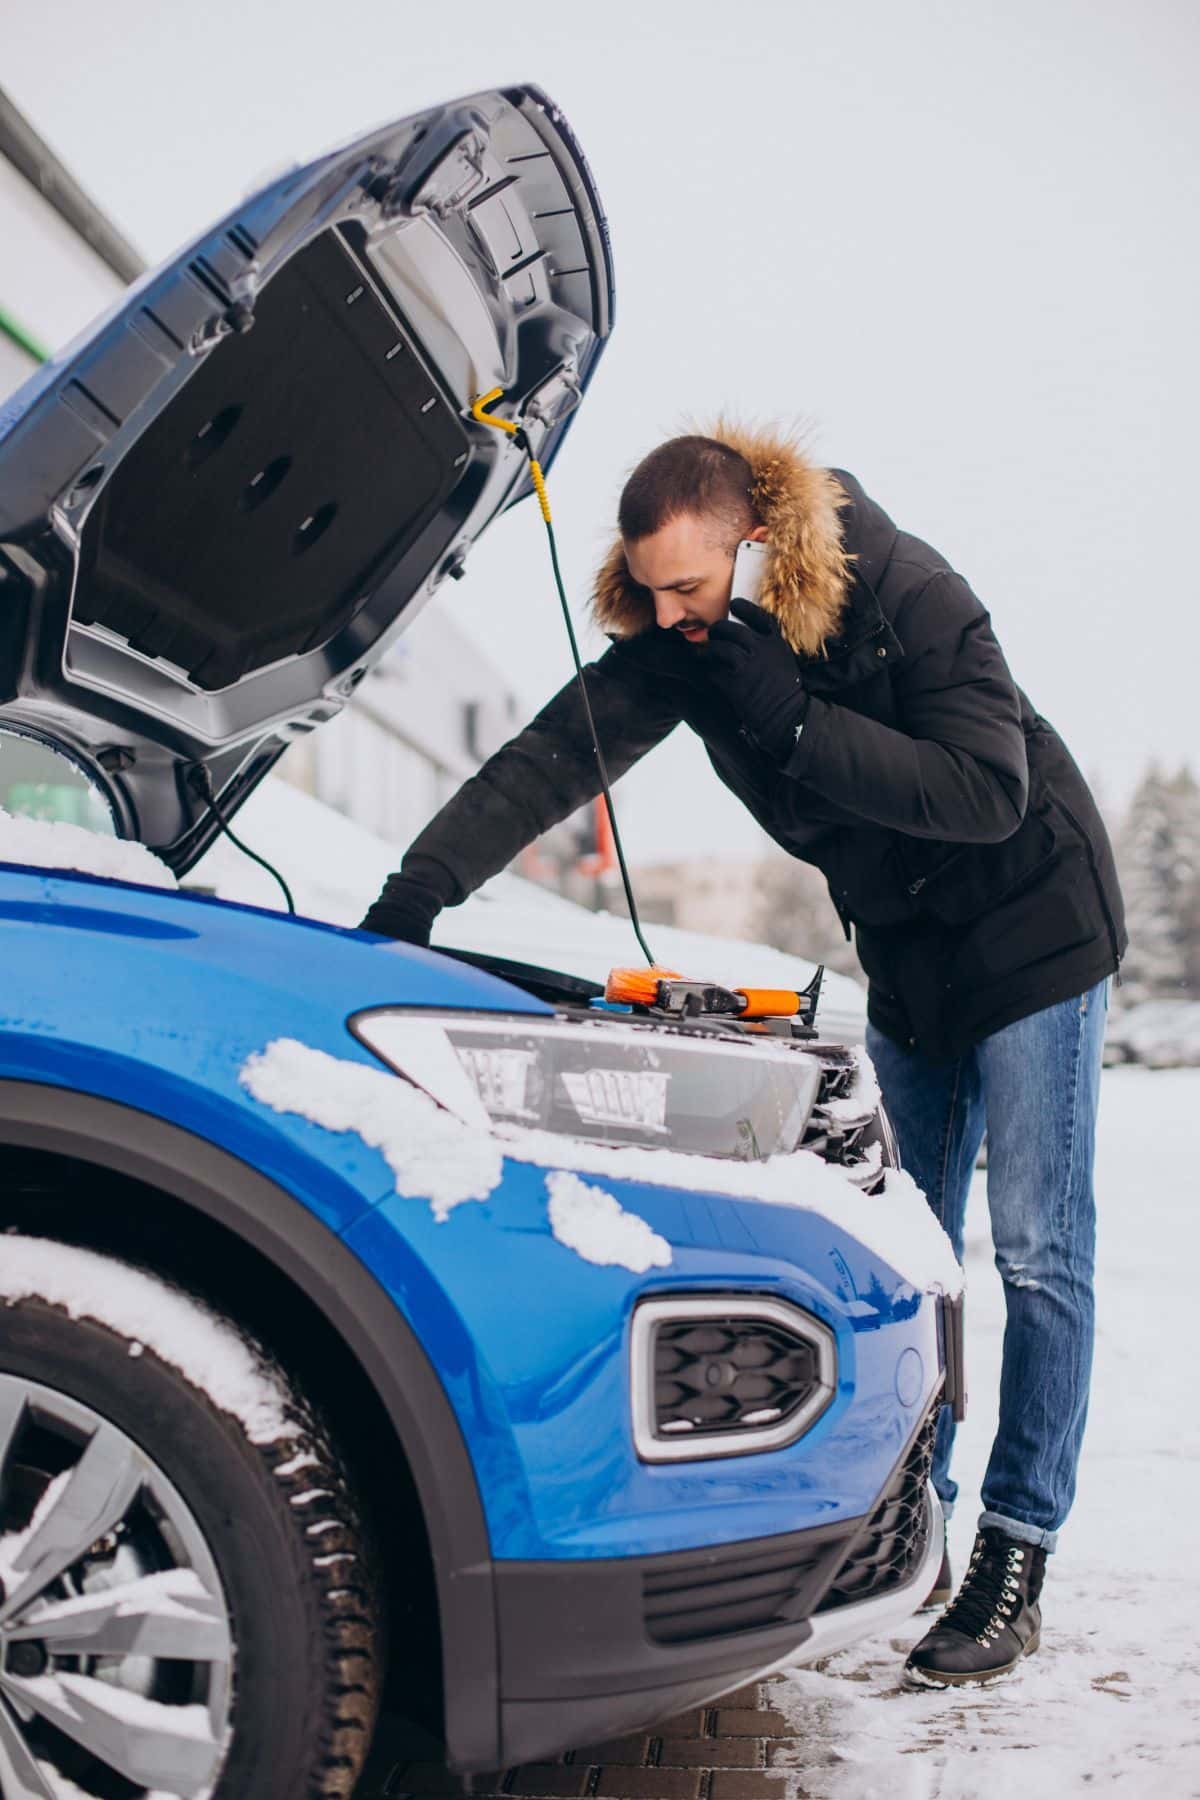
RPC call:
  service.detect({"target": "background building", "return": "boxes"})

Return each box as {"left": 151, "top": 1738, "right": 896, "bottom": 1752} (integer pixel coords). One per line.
{"left": 0, "top": 88, "right": 139, "bottom": 390}
{"left": 628, "top": 852, "right": 864, "bottom": 984}
{"left": 280, "top": 604, "right": 521, "bottom": 853}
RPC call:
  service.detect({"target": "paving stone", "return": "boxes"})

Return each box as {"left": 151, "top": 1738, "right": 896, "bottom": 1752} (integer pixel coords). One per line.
{"left": 566, "top": 1735, "right": 651, "bottom": 1764}
{"left": 710, "top": 1683, "right": 764, "bottom": 1710}
{"left": 708, "top": 1774, "right": 789, "bottom": 1800}
{"left": 650, "top": 1709, "right": 709, "bottom": 1736}
{"left": 713, "top": 1709, "right": 790, "bottom": 1739}
{"left": 373, "top": 1790, "right": 504, "bottom": 1800}
{"left": 385, "top": 1785, "right": 507, "bottom": 1800}
{"left": 386, "top": 1790, "right": 505, "bottom": 1800}
{"left": 593, "top": 1767, "right": 704, "bottom": 1799}
{"left": 657, "top": 1737, "right": 764, "bottom": 1769}
{"left": 509, "top": 1767, "right": 593, "bottom": 1797}
{"left": 380, "top": 1764, "right": 477, "bottom": 1795}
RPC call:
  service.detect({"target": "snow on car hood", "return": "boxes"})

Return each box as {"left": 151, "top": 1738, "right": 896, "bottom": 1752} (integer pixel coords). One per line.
{"left": 0, "top": 84, "right": 613, "bottom": 875}
{"left": 240, "top": 1036, "right": 963, "bottom": 1295}
{"left": 0, "top": 804, "right": 176, "bottom": 888}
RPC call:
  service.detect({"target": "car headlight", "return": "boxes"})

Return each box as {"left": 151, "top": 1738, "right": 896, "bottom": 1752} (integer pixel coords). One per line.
{"left": 350, "top": 1011, "right": 823, "bottom": 1161}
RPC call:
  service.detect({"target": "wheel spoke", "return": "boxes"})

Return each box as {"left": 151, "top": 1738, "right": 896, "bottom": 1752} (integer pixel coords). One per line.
{"left": 10, "top": 1567, "right": 232, "bottom": 1662}
{"left": 0, "top": 1694, "right": 57, "bottom": 1800}
{"left": 0, "top": 1381, "right": 28, "bottom": 1485}
{"left": 0, "top": 1426, "right": 144, "bottom": 1624}
{"left": 0, "top": 1668, "right": 222, "bottom": 1797}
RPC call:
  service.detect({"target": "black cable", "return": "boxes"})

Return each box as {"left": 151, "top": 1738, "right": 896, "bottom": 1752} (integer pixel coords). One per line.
{"left": 538, "top": 507, "right": 657, "bottom": 967}
{"left": 188, "top": 766, "right": 296, "bottom": 915}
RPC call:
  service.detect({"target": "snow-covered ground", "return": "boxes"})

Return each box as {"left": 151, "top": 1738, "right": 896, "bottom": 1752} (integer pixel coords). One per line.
{"left": 773, "top": 1067, "right": 1200, "bottom": 1798}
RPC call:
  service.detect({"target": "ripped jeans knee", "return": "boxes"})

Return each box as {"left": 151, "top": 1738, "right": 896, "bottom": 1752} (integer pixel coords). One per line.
{"left": 997, "top": 1254, "right": 1043, "bottom": 1292}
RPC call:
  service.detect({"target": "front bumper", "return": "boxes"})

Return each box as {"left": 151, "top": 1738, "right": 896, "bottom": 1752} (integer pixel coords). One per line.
{"left": 793, "top": 1482, "right": 944, "bottom": 1665}
{"left": 484, "top": 1403, "right": 942, "bottom": 1769}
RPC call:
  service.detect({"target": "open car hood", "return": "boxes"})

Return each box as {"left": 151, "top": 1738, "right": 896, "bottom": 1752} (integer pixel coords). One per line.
{"left": 0, "top": 84, "right": 613, "bottom": 870}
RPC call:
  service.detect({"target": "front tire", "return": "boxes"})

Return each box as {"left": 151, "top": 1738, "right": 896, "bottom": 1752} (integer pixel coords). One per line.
{"left": 0, "top": 1236, "right": 381, "bottom": 1799}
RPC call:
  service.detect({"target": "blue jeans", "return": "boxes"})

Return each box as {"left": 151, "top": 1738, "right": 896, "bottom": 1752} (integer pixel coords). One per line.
{"left": 866, "top": 979, "right": 1108, "bottom": 1552}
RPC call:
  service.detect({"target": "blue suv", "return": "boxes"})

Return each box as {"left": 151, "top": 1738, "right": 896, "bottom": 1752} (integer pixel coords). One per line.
{"left": 0, "top": 86, "right": 960, "bottom": 1800}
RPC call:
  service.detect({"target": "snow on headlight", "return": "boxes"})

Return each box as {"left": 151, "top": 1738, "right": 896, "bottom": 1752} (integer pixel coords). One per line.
{"left": 237, "top": 1034, "right": 963, "bottom": 1295}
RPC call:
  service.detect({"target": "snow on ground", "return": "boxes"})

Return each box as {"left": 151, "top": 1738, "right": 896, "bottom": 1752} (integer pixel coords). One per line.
{"left": 772, "top": 1068, "right": 1200, "bottom": 1799}
{"left": 545, "top": 1170, "right": 672, "bottom": 1273}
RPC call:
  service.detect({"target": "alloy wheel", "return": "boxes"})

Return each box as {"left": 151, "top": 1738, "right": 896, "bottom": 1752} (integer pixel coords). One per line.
{"left": 0, "top": 1373, "right": 233, "bottom": 1799}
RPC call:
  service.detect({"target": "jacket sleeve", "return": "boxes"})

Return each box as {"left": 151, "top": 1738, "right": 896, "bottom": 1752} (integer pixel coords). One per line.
{"left": 783, "top": 571, "right": 1028, "bottom": 842}
{"left": 386, "top": 642, "right": 683, "bottom": 905}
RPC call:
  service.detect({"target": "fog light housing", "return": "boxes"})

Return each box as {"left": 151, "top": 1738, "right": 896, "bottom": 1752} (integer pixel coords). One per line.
{"left": 631, "top": 1295, "right": 837, "bottom": 1462}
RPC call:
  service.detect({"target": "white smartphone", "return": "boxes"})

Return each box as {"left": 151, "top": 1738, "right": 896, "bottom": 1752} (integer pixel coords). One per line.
{"left": 730, "top": 538, "right": 768, "bottom": 612}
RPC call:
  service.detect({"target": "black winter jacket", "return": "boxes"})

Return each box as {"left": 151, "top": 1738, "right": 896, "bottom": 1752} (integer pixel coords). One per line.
{"left": 366, "top": 458, "right": 1125, "bottom": 1058}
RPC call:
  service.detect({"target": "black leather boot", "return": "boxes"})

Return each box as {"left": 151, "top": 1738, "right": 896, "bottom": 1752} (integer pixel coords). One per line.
{"left": 906, "top": 1526, "right": 1046, "bottom": 1686}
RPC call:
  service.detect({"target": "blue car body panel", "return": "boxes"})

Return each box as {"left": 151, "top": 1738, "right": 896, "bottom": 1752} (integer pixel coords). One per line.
{"left": 0, "top": 860, "right": 942, "bottom": 1563}
{"left": 347, "top": 1187, "right": 937, "bottom": 1560}
{"left": 0, "top": 861, "right": 547, "bottom": 1230}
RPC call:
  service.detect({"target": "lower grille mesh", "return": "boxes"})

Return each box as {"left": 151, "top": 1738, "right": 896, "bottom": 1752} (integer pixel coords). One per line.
{"left": 816, "top": 1406, "right": 938, "bottom": 1613}
{"left": 654, "top": 1316, "right": 824, "bottom": 1438}
{"left": 643, "top": 1532, "right": 847, "bottom": 1645}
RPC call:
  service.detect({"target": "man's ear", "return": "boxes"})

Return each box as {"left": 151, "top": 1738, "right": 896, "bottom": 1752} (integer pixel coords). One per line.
{"left": 747, "top": 524, "right": 769, "bottom": 542}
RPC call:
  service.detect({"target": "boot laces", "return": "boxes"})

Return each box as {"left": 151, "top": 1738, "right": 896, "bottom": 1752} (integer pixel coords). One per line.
{"left": 940, "top": 1535, "right": 1027, "bottom": 1645}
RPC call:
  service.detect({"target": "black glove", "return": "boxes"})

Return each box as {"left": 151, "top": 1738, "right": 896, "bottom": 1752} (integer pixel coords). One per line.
{"left": 705, "top": 598, "right": 810, "bottom": 763}
{"left": 359, "top": 856, "right": 458, "bottom": 946}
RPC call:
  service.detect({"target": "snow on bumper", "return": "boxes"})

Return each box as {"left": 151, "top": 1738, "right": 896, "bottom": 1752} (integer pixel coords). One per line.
{"left": 239, "top": 1037, "right": 961, "bottom": 1297}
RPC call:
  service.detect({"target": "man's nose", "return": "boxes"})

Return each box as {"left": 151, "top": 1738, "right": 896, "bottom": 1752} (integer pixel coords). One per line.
{"left": 654, "top": 593, "right": 688, "bottom": 629}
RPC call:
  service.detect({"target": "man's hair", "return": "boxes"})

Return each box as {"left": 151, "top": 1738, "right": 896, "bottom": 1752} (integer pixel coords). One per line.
{"left": 618, "top": 435, "right": 758, "bottom": 547}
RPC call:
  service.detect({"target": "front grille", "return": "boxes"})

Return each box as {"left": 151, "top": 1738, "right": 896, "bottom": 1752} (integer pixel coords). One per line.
{"left": 816, "top": 1406, "right": 937, "bottom": 1613}
{"left": 632, "top": 1296, "right": 837, "bottom": 1462}
{"left": 655, "top": 1316, "right": 825, "bottom": 1436}
{"left": 800, "top": 1048, "right": 887, "bottom": 1192}
{"left": 643, "top": 1528, "right": 849, "bottom": 1645}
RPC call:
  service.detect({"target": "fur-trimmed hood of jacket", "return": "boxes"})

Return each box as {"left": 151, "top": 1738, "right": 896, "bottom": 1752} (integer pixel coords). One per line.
{"left": 591, "top": 422, "right": 855, "bottom": 658}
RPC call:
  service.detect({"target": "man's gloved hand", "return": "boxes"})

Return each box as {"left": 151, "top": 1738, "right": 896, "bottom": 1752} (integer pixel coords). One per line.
{"left": 358, "top": 857, "right": 457, "bottom": 946}
{"left": 705, "top": 598, "right": 810, "bottom": 762}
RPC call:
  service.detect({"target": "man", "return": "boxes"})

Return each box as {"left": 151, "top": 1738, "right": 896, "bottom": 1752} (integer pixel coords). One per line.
{"left": 361, "top": 425, "right": 1125, "bottom": 1687}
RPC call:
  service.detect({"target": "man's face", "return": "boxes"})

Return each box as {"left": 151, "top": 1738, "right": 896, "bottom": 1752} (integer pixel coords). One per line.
{"left": 623, "top": 513, "right": 768, "bottom": 645}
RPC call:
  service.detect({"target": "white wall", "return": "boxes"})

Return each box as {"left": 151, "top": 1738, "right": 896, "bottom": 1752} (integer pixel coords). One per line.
{"left": 0, "top": 155, "right": 127, "bottom": 389}
{"left": 278, "top": 590, "right": 522, "bottom": 856}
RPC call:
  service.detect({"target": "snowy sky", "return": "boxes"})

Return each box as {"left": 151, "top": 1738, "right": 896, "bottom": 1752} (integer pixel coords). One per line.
{"left": 4, "top": 0, "right": 1197, "bottom": 859}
